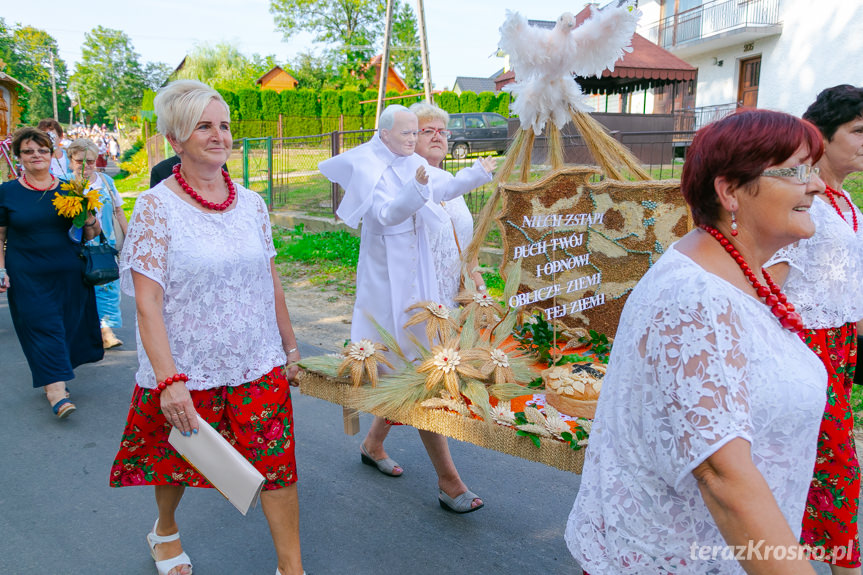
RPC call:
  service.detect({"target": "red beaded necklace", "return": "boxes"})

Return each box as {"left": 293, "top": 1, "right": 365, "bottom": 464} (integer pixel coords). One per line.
{"left": 701, "top": 225, "right": 804, "bottom": 332}
{"left": 172, "top": 163, "right": 236, "bottom": 211}
{"left": 21, "top": 172, "right": 56, "bottom": 192}
{"left": 824, "top": 185, "right": 858, "bottom": 232}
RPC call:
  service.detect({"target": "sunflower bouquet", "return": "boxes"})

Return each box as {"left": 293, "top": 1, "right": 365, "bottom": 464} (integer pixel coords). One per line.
{"left": 52, "top": 175, "right": 102, "bottom": 228}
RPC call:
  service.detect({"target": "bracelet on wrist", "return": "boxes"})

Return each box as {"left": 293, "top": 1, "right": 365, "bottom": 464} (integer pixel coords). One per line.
{"left": 287, "top": 347, "right": 299, "bottom": 355}
{"left": 154, "top": 373, "right": 189, "bottom": 395}
{"left": 477, "top": 284, "right": 487, "bottom": 292}
{"left": 84, "top": 219, "right": 96, "bottom": 227}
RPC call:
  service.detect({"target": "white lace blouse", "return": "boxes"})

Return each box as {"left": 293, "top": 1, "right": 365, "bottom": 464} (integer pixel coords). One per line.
{"left": 120, "top": 183, "right": 287, "bottom": 390}
{"left": 566, "top": 246, "right": 827, "bottom": 575}
{"left": 429, "top": 197, "right": 474, "bottom": 306}
{"left": 766, "top": 193, "right": 863, "bottom": 328}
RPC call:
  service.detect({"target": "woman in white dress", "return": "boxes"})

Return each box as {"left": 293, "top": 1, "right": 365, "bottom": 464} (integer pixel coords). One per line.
{"left": 409, "top": 102, "right": 495, "bottom": 306}
{"left": 567, "top": 109, "right": 828, "bottom": 575}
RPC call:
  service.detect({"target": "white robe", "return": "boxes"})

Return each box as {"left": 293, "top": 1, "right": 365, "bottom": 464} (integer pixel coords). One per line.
{"left": 319, "top": 137, "right": 442, "bottom": 355}
{"left": 318, "top": 139, "right": 492, "bottom": 355}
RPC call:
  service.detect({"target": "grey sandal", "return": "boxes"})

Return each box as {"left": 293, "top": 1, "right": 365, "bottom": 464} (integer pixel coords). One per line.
{"left": 439, "top": 489, "right": 484, "bottom": 513}
{"left": 360, "top": 443, "right": 403, "bottom": 477}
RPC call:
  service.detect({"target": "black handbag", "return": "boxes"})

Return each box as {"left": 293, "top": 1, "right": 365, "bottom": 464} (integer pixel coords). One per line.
{"left": 80, "top": 232, "right": 119, "bottom": 286}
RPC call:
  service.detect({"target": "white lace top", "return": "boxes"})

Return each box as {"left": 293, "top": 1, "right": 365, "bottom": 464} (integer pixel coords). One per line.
{"left": 566, "top": 246, "right": 826, "bottom": 575}
{"left": 429, "top": 197, "right": 474, "bottom": 306}
{"left": 766, "top": 193, "right": 863, "bottom": 328}
{"left": 120, "top": 182, "right": 287, "bottom": 390}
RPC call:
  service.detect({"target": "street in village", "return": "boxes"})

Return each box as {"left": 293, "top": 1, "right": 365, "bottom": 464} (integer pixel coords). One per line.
{"left": 0, "top": 292, "right": 590, "bottom": 574}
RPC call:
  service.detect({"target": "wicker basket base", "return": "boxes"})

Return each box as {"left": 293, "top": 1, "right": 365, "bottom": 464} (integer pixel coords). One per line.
{"left": 545, "top": 392, "right": 597, "bottom": 419}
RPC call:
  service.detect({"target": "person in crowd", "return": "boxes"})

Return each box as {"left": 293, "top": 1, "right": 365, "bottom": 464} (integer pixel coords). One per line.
{"left": 37, "top": 118, "right": 69, "bottom": 178}
{"left": 109, "top": 136, "right": 120, "bottom": 161}
{"left": 318, "top": 104, "right": 487, "bottom": 513}
{"left": 109, "top": 80, "right": 305, "bottom": 575}
{"left": 95, "top": 137, "right": 108, "bottom": 172}
{"left": 567, "top": 110, "right": 828, "bottom": 574}
{"left": 409, "top": 102, "right": 494, "bottom": 306}
{"left": 763, "top": 84, "right": 863, "bottom": 575}
{"left": 67, "top": 138, "right": 128, "bottom": 349}
{"left": 0, "top": 127, "right": 103, "bottom": 418}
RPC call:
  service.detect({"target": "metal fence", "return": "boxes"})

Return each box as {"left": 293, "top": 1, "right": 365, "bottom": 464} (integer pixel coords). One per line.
{"left": 235, "top": 128, "right": 694, "bottom": 216}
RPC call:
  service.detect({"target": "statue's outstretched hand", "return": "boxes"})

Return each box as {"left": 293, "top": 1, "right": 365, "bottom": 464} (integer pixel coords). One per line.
{"left": 479, "top": 157, "right": 498, "bottom": 174}
{"left": 415, "top": 166, "right": 429, "bottom": 185}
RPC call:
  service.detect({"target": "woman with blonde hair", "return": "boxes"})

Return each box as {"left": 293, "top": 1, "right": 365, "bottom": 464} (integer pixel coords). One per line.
{"left": 66, "top": 137, "right": 128, "bottom": 348}
{"left": 109, "top": 80, "right": 305, "bottom": 575}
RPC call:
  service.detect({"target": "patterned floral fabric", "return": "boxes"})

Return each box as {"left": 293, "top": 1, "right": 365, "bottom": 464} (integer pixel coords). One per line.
{"left": 565, "top": 247, "right": 827, "bottom": 575}
{"left": 800, "top": 324, "right": 860, "bottom": 567}
{"left": 110, "top": 366, "right": 297, "bottom": 490}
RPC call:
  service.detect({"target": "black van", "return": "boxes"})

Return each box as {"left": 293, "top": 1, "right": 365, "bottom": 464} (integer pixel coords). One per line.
{"left": 446, "top": 112, "right": 509, "bottom": 159}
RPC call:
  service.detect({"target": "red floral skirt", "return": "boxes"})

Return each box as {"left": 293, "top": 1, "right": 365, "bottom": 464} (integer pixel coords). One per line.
{"left": 800, "top": 323, "right": 859, "bottom": 567}
{"left": 110, "top": 366, "right": 297, "bottom": 491}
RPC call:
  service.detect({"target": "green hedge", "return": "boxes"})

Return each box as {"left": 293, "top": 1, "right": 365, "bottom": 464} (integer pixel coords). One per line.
{"left": 238, "top": 89, "right": 261, "bottom": 121}
{"left": 261, "top": 90, "right": 281, "bottom": 121}
{"left": 436, "top": 91, "right": 459, "bottom": 114}
{"left": 477, "top": 91, "right": 496, "bottom": 113}
{"left": 458, "top": 91, "right": 478, "bottom": 114}
{"left": 341, "top": 90, "right": 362, "bottom": 131}
{"left": 143, "top": 86, "right": 506, "bottom": 137}
{"left": 361, "top": 89, "right": 377, "bottom": 129}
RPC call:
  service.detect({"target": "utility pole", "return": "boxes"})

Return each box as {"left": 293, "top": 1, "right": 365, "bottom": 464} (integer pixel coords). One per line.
{"left": 48, "top": 50, "right": 59, "bottom": 120}
{"left": 375, "top": 0, "right": 395, "bottom": 128}
{"left": 415, "top": 0, "right": 433, "bottom": 104}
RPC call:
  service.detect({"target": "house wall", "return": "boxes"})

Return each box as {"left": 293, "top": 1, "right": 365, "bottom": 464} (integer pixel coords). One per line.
{"left": 636, "top": 0, "right": 863, "bottom": 116}
{"left": 261, "top": 72, "right": 298, "bottom": 93}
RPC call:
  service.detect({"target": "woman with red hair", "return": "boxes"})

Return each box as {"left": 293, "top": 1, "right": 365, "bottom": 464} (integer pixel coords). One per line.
{"left": 567, "top": 110, "right": 828, "bottom": 574}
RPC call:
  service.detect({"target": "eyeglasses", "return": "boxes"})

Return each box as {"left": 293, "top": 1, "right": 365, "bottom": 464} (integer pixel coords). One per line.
{"left": 761, "top": 164, "right": 820, "bottom": 184}
{"left": 19, "top": 148, "right": 52, "bottom": 156}
{"left": 419, "top": 128, "right": 452, "bottom": 139}
{"left": 71, "top": 158, "right": 97, "bottom": 166}
{"left": 399, "top": 130, "right": 419, "bottom": 137}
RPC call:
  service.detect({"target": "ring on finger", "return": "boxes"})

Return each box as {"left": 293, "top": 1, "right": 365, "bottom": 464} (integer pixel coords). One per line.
{"left": 178, "top": 411, "right": 185, "bottom": 415}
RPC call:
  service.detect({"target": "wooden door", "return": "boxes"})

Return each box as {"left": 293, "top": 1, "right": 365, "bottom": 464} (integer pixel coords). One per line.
{"left": 737, "top": 56, "right": 761, "bottom": 109}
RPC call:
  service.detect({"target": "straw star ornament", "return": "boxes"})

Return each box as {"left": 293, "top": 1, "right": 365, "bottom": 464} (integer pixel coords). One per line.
{"left": 337, "top": 339, "right": 393, "bottom": 387}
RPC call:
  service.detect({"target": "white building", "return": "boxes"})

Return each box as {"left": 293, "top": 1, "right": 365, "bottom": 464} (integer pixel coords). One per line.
{"left": 637, "top": 0, "right": 863, "bottom": 120}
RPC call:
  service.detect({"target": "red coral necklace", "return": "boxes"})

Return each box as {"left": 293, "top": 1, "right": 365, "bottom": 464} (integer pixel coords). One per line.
{"left": 824, "top": 185, "right": 858, "bottom": 232}
{"left": 21, "top": 172, "right": 56, "bottom": 192}
{"left": 701, "top": 225, "right": 804, "bottom": 332}
{"left": 172, "top": 163, "right": 235, "bottom": 211}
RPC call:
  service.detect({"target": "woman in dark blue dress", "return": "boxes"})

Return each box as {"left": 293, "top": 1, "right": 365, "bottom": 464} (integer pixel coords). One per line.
{"left": 0, "top": 127, "right": 103, "bottom": 418}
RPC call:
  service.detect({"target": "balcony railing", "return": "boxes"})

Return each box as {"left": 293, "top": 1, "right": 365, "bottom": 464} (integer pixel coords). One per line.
{"left": 646, "top": 0, "right": 780, "bottom": 50}
{"left": 674, "top": 103, "right": 738, "bottom": 134}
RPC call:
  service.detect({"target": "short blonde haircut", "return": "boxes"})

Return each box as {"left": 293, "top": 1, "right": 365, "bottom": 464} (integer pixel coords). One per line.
{"left": 66, "top": 138, "right": 99, "bottom": 160}
{"left": 154, "top": 80, "right": 229, "bottom": 142}
{"left": 409, "top": 102, "right": 448, "bottom": 125}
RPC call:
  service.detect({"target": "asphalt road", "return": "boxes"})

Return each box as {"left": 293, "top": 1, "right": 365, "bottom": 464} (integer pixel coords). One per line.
{"left": 0, "top": 292, "right": 586, "bottom": 574}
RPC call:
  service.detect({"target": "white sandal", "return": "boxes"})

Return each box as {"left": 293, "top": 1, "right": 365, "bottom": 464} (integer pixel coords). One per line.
{"left": 147, "top": 519, "right": 193, "bottom": 575}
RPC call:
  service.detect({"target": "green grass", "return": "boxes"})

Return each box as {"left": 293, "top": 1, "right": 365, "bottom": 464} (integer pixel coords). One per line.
{"left": 272, "top": 224, "right": 359, "bottom": 295}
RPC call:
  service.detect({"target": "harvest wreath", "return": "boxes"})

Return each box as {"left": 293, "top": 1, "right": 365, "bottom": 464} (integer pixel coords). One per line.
{"left": 298, "top": 263, "right": 608, "bottom": 473}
